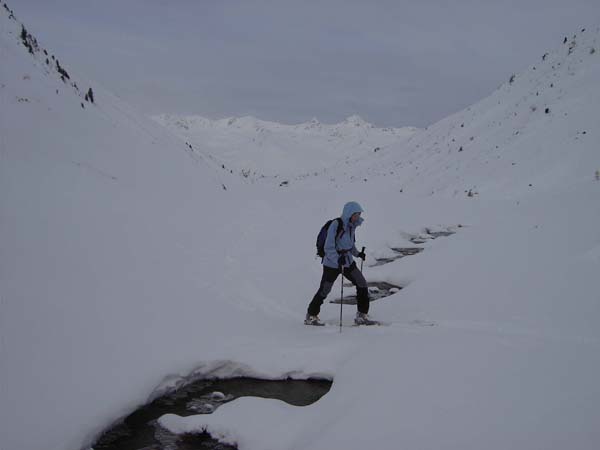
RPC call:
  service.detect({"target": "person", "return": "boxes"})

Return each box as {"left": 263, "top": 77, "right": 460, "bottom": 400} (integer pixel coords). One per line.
{"left": 305, "top": 201, "right": 372, "bottom": 326}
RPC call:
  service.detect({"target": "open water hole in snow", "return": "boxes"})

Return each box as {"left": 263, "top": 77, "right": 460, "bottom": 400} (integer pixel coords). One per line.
{"left": 372, "top": 247, "right": 424, "bottom": 267}
{"left": 329, "top": 281, "right": 403, "bottom": 304}
{"left": 92, "top": 377, "right": 332, "bottom": 450}
{"left": 371, "top": 227, "right": 457, "bottom": 266}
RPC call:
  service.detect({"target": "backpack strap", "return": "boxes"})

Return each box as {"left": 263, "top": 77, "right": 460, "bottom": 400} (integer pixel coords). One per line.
{"left": 335, "top": 217, "right": 355, "bottom": 245}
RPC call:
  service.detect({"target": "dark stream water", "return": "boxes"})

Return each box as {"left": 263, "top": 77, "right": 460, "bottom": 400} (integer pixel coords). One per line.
{"left": 329, "top": 281, "right": 403, "bottom": 304}
{"left": 93, "top": 377, "right": 332, "bottom": 450}
{"left": 372, "top": 247, "right": 424, "bottom": 267}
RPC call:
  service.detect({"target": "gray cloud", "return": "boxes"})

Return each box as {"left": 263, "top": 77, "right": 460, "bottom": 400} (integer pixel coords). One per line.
{"left": 14, "top": 0, "right": 600, "bottom": 127}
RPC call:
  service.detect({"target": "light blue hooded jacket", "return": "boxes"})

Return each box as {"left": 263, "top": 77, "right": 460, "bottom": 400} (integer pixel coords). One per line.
{"left": 323, "top": 201, "right": 364, "bottom": 269}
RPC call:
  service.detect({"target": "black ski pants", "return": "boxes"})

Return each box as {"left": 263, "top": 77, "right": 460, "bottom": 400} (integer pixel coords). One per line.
{"left": 308, "top": 262, "right": 369, "bottom": 316}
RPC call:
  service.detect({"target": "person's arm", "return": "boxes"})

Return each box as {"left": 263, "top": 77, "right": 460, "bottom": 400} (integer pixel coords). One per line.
{"left": 350, "top": 231, "right": 365, "bottom": 260}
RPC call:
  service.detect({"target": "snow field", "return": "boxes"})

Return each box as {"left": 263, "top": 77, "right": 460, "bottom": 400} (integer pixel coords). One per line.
{"left": 2, "top": 7, "right": 600, "bottom": 450}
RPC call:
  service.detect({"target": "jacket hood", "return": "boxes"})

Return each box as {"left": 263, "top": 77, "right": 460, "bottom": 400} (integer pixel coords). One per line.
{"left": 341, "top": 201, "right": 364, "bottom": 226}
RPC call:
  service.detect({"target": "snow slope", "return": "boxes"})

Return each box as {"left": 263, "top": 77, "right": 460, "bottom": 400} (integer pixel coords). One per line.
{"left": 153, "top": 113, "right": 417, "bottom": 180}
{"left": 2, "top": 5, "right": 600, "bottom": 450}
{"left": 0, "top": 7, "right": 236, "bottom": 450}
{"left": 322, "top": 27, "right": 600, "bottom": 197}
{"left": 156, "top": 28, "right": 599, "bottom": 196}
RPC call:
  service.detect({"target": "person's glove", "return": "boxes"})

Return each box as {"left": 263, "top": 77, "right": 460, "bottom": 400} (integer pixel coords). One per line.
{"left": 357, "top": 251, "right": 366, "bottom": 261}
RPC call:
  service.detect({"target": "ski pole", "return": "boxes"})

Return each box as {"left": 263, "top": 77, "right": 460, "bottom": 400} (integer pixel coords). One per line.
{"left": 339, "top": 262, "right": 344, "bottom": 333}
{"left": 360, "top": 246, "right": 365, "bottom": 272}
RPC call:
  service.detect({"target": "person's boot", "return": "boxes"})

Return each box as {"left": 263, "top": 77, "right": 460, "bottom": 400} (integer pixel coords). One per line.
{"left": 304, "top": 313, "right": 325, "bottom": 326}
{"left": 354, "top": 312, "right": 378, "bottom": 325}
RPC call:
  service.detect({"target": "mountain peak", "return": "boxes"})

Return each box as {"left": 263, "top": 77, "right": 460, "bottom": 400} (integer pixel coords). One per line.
{"left": 342, "top": 115, "right": 371, "bottom": 127}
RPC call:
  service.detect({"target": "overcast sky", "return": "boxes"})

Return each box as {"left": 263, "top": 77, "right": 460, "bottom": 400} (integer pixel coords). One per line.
{"left": 13, "top": 0, "right": 600, "bottom": 127}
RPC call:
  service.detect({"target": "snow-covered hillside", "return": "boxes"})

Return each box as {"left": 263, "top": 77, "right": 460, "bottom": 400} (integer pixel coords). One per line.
{"left": 324, "top": 27, "right": 600, "bottom": 197}
{"left": 155, "top": 27, "right": 598, "bottom": 195}
{"left": 2, "top": 4, "right": 600, "bottom": 450}
{"left": 0, "top": 6, "right": 235, "bottom": 450}
{"left": 153, "top": 113, "right": 417, "bottom": 181}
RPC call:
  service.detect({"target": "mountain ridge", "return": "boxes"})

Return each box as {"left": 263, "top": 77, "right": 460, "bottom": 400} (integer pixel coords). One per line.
{"left": 153, "top": 113, "right": 418, "bottom": 179}
{"left": 153, "top": 27, "right": 599, "bottom": 195}
{"left": 298, "top": 27, "right": 600, "bottom": 196}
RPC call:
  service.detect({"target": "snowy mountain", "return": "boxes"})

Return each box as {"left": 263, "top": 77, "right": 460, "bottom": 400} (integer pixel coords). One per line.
{"left": 2, "top": 4, "right": 600, "bottom": 450}
{"left": 155, "top": 27, "right": 598, "bottom": 195}
{"left": 153, "top": 113, "right": 417, "bottom": 181}
{"left": 324, "top": 28, "right": 600, "bottom": 196}
{"left": 0, "top": 6, "right": 233, "bottom": 450}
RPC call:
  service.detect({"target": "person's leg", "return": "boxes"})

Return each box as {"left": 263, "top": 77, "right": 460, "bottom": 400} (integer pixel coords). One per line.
{"left": 307, "top": 266, "right": 340, "bottom": 316}
{"left": 343, "top": 263, "right": 370, "bottom": 314}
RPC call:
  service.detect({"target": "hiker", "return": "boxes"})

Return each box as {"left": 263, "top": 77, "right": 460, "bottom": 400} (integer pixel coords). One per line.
{"left": 306, "top": 201, "right": 373, "bottom": 326}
